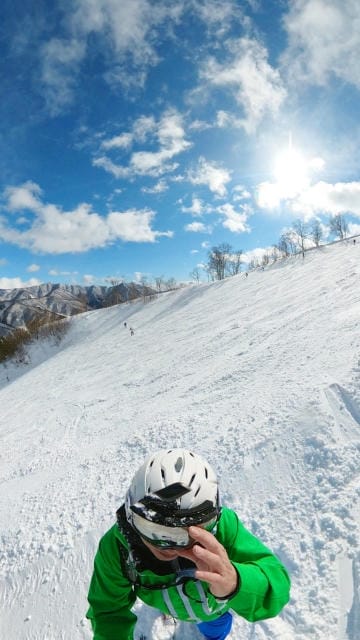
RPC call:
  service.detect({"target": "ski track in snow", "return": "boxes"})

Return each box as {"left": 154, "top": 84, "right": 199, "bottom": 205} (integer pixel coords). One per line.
{"left": 0, "top": 242, "right": 360, "bottom": 639}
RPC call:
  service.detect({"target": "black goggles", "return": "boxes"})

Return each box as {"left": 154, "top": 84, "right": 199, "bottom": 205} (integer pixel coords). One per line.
{"left": 131, "top": 512, "right": 219, "bottom": 549}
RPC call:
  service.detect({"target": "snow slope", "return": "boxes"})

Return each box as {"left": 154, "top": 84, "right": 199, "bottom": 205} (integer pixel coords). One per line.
{"left": 0, "top": 241, "right": 359, "bottom": 640}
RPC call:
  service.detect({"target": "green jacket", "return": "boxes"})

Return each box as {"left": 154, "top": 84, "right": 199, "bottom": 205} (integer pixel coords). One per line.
{"left": 87, "top": 507, "right": 290, "bottom": 639}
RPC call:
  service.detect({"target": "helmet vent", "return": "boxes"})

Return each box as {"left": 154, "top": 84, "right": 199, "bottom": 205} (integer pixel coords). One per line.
{"left": 149, "top": 459, "right": 155, "bottom": 468}
{"left": 161, "top": 468, "right": 166, "bottom": 482}
{"left": 205, "top": 467, "right": 208, "bottom": 479}
{"left": 174, "top": 457, "right": 183, "bottom": 472}
{"left": 194, "top": 486, "right": 200, "bottom": 497}
{"left": 189, "top": 473, "right": 196, "bottom": 486}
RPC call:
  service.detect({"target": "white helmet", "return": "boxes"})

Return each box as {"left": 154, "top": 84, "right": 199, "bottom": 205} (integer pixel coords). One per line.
{"left": 125, "top": 449, "right": 219, "bottom": 530}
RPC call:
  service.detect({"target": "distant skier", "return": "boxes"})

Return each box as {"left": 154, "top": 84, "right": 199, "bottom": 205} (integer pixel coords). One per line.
{"left": 124, "top": 322, "right": 127, "bottom": 328}
{"left": 87, "top": 448, "right": 290, "bottom": 639}
{"left": 130, "top": 327, "right": 134, "bottom": 336}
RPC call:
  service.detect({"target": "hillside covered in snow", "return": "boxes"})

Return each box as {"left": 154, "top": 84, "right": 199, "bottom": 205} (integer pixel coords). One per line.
{"left": 0, "top": 241, "right": 359, "bottom": 640}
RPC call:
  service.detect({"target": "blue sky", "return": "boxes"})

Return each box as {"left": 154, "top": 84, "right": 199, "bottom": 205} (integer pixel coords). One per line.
{"left": 1, "top": 0, "right": 360, "bottom": 288}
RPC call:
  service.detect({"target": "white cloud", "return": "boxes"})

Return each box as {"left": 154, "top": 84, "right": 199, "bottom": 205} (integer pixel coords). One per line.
{"left": 282, "top": 0, "right": 360, "bottom": 88}
{"left": 130, "top": 153, "right": 178, "bottom": 177}
{"left": 189, "top": 119, "right": 212, "bottom": 131}
{"left": 132, "top": 115, "right": 157, "bottom": 142}
{"left": 101, "top": 133, "right": 133, "bottom": 150}
{"left": 0, "top": 182, "right": 172, "bottom": 252}
{"left": 257, "top": 181, "right": 286, "bottom": 210}
{"left": 242, "top": 246, "right": 274, "bottom": 265}
{"left": 40, "top": 37, "right": 87, "bottom": 115}
{"left": 233, "top": 185, "right": 251, "bottom": 201}
{"left": 37, "top": 1, "right": 187, "bottom": 114}
{"left": 141, "top": 180, "right": 168, "bottom": 194}
{"left": 292, "top": 181, "right": 360, "bottom": 217}
{"left": 108, "top": 209, "right": 173, "bottom": 242}
{"left": 83, "top": 274, "right": 95, "bottom": 284}
{"left": 92, "top": 157, "right": 131, "bottom": 179}
{"left": 130, "top": 110, "right": 191, "bottom": 176}
{"left": 95, "top": 110, "right": 191, "bottom": 179}
{"left": 0, "top": 277, "right": 41, "bottom": 290}
{"left": 188, "top": 157, "right": 232, "bottom": 196}
{"left": 103, "top": 67, "right": 147, "bottom": 92}
{"left": 348, "top": 223, "right": 360, "bottom": 236}
{"left": 191, "top": 0, "right": 244, "bottom": 37}
{"left": 257, "top": 179, "right": 360, "bottom": 219}
{"left": 215, "top": 110, "right": 245, "bottom": 129}
{"left": 5, "top": 181, "right": 42, "bottom": 211}
{"left": 216, "top": 203, "right": 251, "bottom": 233}
{"left": 134, "top": 271, "right": 149, "bottom": 283}
{"left": 184, "top": 221, "right": 210, "bottom": 233}
{"left": 48, "top": 269, "right": 78, "bottom": 276}
{"left": 181, "top": 197, "right": 212, "bottom": 216}
{"left": 27, "top": 264, "right": 40, "bottom": 272}
{"left": 201, "top": 38, "right": 287, "bottom": 133}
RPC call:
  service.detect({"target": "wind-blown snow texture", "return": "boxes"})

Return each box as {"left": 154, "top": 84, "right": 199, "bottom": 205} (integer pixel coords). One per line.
{"left": 0, "top": 242, "right": 359, "bottom": 640}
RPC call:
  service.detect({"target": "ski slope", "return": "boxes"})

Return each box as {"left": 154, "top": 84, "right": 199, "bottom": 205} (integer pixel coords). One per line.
{"left": 0, "top": 241, "right": 359, "bottom": 639}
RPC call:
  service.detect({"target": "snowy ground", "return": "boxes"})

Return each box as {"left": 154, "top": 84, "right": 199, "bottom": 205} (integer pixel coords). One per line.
{"left": 0, "top": 241, "right": 359, "bottom": 640}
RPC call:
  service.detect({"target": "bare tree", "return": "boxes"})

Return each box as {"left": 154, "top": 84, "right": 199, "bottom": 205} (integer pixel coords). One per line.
{"left": 165, "top": 277, "right": 177, "bottom": 290}
{"left": 261, "top": 253, "right": 270, "bottom": 267}
{"left": 208, "top": 243, "right": 232, "bottom": 280}
{"left": 248, "top": 258, "right": 259, "bottom": 271}
{"left": 155, "top": 276, "right": 164, "bottom": 292}
{"left": 140, "top": 276, "right": 150, "bottom": 302}
{"left": 292, "top": 219, "right": 309, "bottom": 255}
{"left": 311, "top": 220, "right": 323, "bottom": 247}
{"left": 277, "top": 231, "right": 299, "bottom": 257}
{"left": 226, "top": 250, "right": 243, "bottom": 276}
{"left": 284, "top": 231, "right": 298, "bottom": 255}
{"left": 190, "top": 268, "right": 201, "bottom": 284}
{"left": 277, "top": 235, "right": 291, "bottom": 257}
{"left": 203, "top": 265, "right": 215, "bottom": 282}
{"left": 329, "top": 214, "right": 348, "bottom": 240}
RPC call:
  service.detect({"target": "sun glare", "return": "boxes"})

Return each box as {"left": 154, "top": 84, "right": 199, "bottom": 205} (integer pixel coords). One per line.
{"left": 273, "top": 148, "right": 309, "bottom": 196}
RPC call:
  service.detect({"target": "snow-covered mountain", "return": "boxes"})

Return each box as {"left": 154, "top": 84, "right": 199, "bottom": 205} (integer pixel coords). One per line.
{"left": 0, "top": 241, "right": 359, "bottom": 639}
{"left": 0, "top": 282, "right": 152, "bottom": 335}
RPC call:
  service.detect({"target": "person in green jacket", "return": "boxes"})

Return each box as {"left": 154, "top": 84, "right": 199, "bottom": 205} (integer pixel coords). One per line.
{"left": 87, "top": 449, "right": 290, "bottom": 639}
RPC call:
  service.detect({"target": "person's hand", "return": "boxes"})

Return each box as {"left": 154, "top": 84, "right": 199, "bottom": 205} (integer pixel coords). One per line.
{"left": 177, "top": 525, "right": 238, "bottom": 598}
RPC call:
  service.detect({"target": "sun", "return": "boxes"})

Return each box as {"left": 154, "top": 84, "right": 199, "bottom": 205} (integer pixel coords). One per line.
{"left": 273, "top": 148, "right": 309, "bottom": 196}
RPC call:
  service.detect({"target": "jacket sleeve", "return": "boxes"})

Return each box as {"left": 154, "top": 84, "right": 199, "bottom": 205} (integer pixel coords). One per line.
{"left": 219, "top": 509, "right": 291, "bottom": 622}
{"left": 86, "top": 527, "right": 137, "bottom": 640}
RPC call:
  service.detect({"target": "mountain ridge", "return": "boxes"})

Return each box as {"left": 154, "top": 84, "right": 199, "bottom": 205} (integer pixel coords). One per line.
{"left": 0, "top": 281, "right": 153, "bottom": 335}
